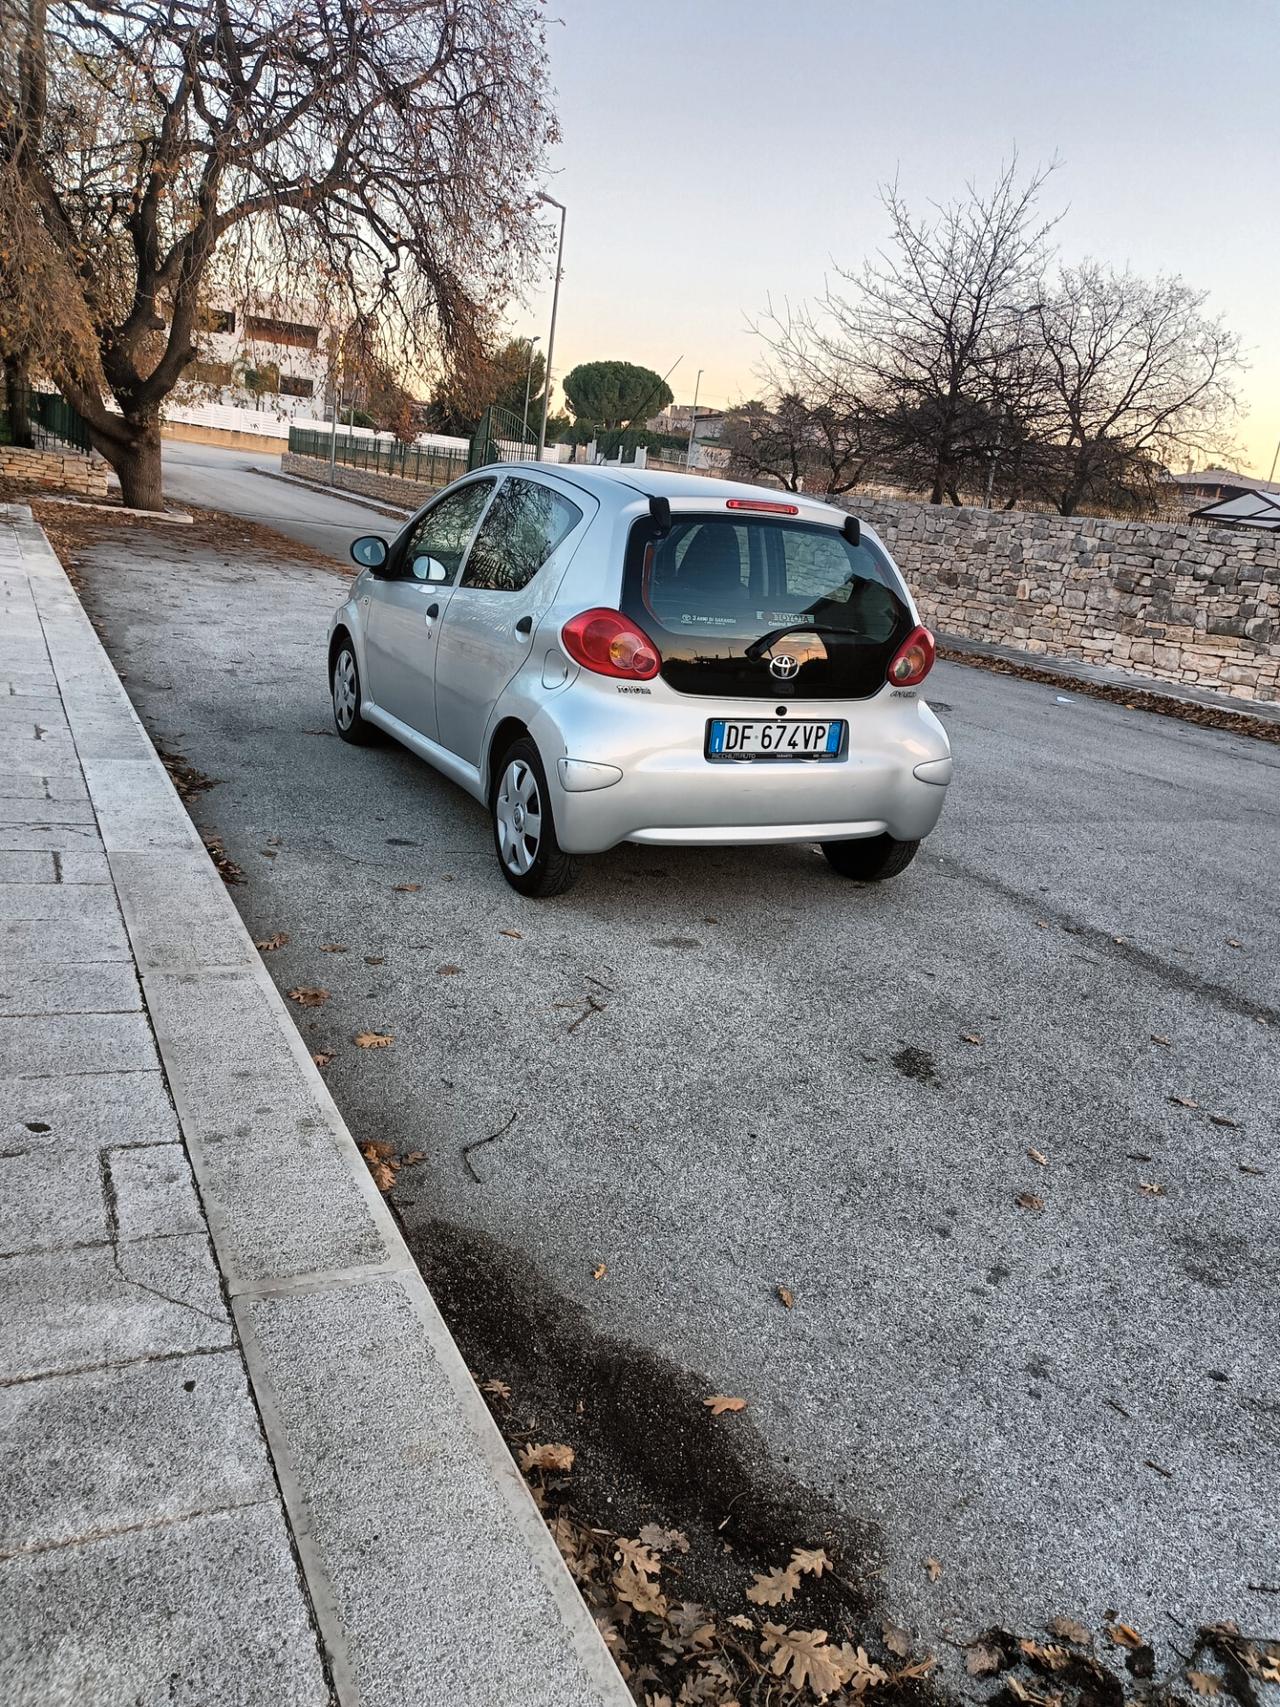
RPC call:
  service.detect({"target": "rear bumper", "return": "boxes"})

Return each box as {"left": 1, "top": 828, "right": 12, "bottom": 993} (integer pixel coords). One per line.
{"left": 530, "top": 685, "right": 952, "bottom": 855}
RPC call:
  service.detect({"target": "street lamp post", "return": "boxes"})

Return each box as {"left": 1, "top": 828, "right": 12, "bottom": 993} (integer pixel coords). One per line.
{"left": 685, "top": 368, "right": 703, "bottom": 469}
{"left": 536, "top": 193, "right": 566, "bottom": 460}
{"left": 521, "top": 335, "right": 540, "bottom": 445}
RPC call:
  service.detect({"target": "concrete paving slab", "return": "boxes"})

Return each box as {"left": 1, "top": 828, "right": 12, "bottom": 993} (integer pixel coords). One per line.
{"left": 0, "top": 1350, "right": 273, "bottom": 1554}
{"left": 108, "top": 1142, "right": 205, "bottom": 1241}
{"left": 239, "top": 1275, "right": 628, "bottom": 1707}
{"left": 82, "top": 758, "right": 204, "bottom": 852}
{"left": 0, "top": 796, "right": 94, "bottom": 826}
{"left": 0, "top": 823, "right": 99, "bottom": 853}
{"left": 146, "top": 965, "right": 391, "bottom": 1286}
{"left": 56, "top": 849, "right": 112, "bottom": 884}
{"left": 111, "top": 848, "right": 258, "bottom": 972}
{"left": 0, "top": 1009, "right": 157, "bottom": 1077}
{"left": 0, "top": 1236, "right": 231, "bottom": 1380}
{"left": 0, "top": 1067, "right": 177, "bottom": 1153}
{"left": 0, "top": 852, "right": 56, "bottom": 883}
{"left": 0, "top": 1149, "right": 106, "bottom": 1255}
{"left": 0, "top": 881, "right": 123, "bottom": 924}
{"left": 0, "top": 960, "right": 142, "bottom": 1018}
{"left": 1, "top": 912, "right": 132, "bottom": 965}
{"left": 0, "top": 1504, "right": 330, "bottom": 1707}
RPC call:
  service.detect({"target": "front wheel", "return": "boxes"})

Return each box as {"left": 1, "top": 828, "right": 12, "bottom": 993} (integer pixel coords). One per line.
{"left": 331, "top": 640, "right": 381, "bottom": 746}
{"left": 821, "top": 833, "right": 919, "bottom": 882}
{"left": 492, "top": 739, "right": 580, "bottom": 898}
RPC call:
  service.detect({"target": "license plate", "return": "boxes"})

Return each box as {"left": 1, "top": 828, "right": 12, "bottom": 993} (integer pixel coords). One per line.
{"left": 706, "top": 719, "right": 845, "bottom": 760}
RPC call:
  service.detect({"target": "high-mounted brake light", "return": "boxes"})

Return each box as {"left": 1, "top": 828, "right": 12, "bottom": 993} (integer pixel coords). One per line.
{"left": 887, "top": 625, "right": 936, "bottom": 688}
{"left": 725, "top": 498, "right": 799, "bottom": 515}
{"left": 562, "top": 608, "right": 661, "bottom": 681}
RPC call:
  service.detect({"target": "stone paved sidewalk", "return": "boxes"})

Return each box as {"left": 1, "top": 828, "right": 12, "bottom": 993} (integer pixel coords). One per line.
{"left": 0, "top": 504, "right": 628, "bottom": 1707}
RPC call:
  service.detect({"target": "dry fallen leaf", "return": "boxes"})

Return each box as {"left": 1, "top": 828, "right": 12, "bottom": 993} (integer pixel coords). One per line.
{"left": 613, "top": 1537, "right": 662, "bottom": 1577}
{"left": 1225, "top": 938, "right": 1244, "bottom": 949}
{"left": 1027, "top": 1147, "right": 1048, "bottom": 1166}
{"left": 436, "top": 964, "right": 462, "bottom": 976}
{"left": 1047, "top": 1615, "right": 1092, "bottom": 1646}
{"left": 1015, "top": 1192, "right": 1045, "bottom": 1212}
{"left": 637, "top": 1524, "right": 688, "bottom": 1555}
{"left": 704, "top": 1394, "right": 748, "bottom": 1415}
{"left": 319, "top": 942, "right": 348, "bottom": 953}
{"left": 966, "top": 1642, "right": 1006, "bottom": 1677}
{"left": 1208, "top": 1114, "right": 1238, "bottom": 1129}
{"left": 499, "top": 928, "right": 523, "bottom": 939}
{"left": 746, "top": 1567, "right": 800, "bottom": 1607}
{"left": 311, "top": 1050, "right": 334, "bottom": 1068}
{"left": 402, "top": 1151, "right": 425, "bottom": 1165}
{"left": 1187, "top": 1672, "right": 1223, "bottom": 1698}
{"left": 1150, "top": 1033, "right": 1171, "bottom": 1047}
{"left": 287, "top": 987, "right": 329, "bottom": 1006}
{"left": 359, "top": 1144, "right": 396, "bottom": 1193}
{"left": 883, "top": 1624, "right": 912, "bottom": 1658}
{"left": 254, "top": 931, "right": 289, "bottom": 952}
{"left": 760, "top": 1625, "right": 847, "bottom": 1698}
{"left": 895, "top": 1655, "right": 937, "bottom": 1681}
{"left": 480, "top": 1378, "right": 511, "bottom": 1399}
{"left": 613, "top": 1561, "right": 667, "bottom": 1618}
{"left": 727, "top": 1613, "right": 754, "bottom": 1631}
{"left": 1007, "top": 1679, "right": 1057, "bottom": 1707}
{"left": 1105, "top": 1622, "right": 1144, "bottom": 1649}
{"left": 790, "top": 1546, "right": 832, "bottom": 1578}
{"left": 364, "top": 955, "right": 385, "bottom": 965}
{"left": 518, "top": 1442, "right": 575, "bottom": 1474}
{"left": 392, "top": 883, "right": 420, "bottom": 892}
{"left": 591, "top": 1261, "right": 607, "bottom": 1280}
{"left": 962, "top": 1032, "right": 984, "bottom": 1045}
{"left": 1139, "top": 1180, "right": 1166, "bottom": 1197}
{"left": 923, "top": 1556, "right": 943, "bottom": 1582}
{"left": 776, "top": 1284, "right": 795, "bottom": 1309}
{"left": 1239, "top": 1163, "right": 1265, "bottom": 1176}
{"left": 354, "top": 1030, "right": 393, "bottom": 1048}
{"left": 831, "top": 1641, "right": 889, "bottom": 1695}
{"left": 1168, "top": 1094, "right": 1199, "bottom": 1109}
{"left": 1020, "top": 1640, "right": 1071, "bottom": 1670}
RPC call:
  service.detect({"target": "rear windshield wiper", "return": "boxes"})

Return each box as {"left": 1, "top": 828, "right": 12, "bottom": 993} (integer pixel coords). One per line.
{"left": 744, "top": 622, "right": 847, "bottom": 661}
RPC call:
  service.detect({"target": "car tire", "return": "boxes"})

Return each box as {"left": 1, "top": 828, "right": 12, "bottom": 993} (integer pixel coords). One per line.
{"left": 491, "top": 738, "right": 580, "bottom": 898}
{"left": 331, "top": 639, "right": 381, "bottom": 746}
{"left": 820, "top": 833, "right": 919, "bottom": 882}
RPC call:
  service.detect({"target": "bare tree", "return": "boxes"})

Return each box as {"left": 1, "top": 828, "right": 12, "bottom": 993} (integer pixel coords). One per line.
{"left": 0, "top": 0, "right": 554, "bottom": 507}
{"left": 1032, "top": 263, "right": 1243, "bottom": 515}
{"left": 720, "top": 391, "right": 873, "bottom": 494}
{"left": 761, "top": 157, "right": 1061, "bottom": 504}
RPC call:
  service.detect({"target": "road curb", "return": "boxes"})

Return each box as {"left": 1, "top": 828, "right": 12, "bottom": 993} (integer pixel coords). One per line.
{"left": 14, "top": 505, "right": 630, "bottom": 1707}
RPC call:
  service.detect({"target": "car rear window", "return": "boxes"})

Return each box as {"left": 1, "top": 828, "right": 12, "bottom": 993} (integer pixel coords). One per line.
{"left": 621, "top": 513, "right": 914, "bottom": 700}
{"left": 634, "top": 517, "right": 906, "bottom": 642}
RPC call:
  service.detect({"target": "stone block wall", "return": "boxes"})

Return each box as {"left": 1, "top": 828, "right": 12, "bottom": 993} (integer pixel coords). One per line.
{"left": 0, "top": 444, "right": 109, "bottom": 498}
{"left": 282, "top": 451, "right": 460, "bottom": 509}
{"left": 841, "top": 498, "right": 1280, "bottom": 704}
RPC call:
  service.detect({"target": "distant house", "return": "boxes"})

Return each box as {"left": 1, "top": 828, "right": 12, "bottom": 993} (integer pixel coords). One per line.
{"left": 1171, "top": 466, "right": 1280, "bottom": 507}
{"left": 187, "top": 303, "right": 333, "bottom": 415}
{"left": 647, "top": 404, "right": 724, "bottom": 443}
{"left": 1191, "top": 488, "right": 1280, "bottom": 531}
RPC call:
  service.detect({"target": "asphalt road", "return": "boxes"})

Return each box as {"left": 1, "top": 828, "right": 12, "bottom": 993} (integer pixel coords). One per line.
{"left": 78, "top": 442, "right": 1280, "bottom": 1662}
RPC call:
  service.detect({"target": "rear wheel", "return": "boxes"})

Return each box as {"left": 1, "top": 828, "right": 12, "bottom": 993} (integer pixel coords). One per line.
{"left": 492, "top": 738, "right": 580, "bottom": 898}
{"left": 821, "top": 833, "right": 919, "bottom": 882}
{"left": 331, "top": 640, "right": 381, "bottom": 746}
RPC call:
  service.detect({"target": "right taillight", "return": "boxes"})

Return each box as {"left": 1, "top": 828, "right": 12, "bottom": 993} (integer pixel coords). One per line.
{"left": 887, "top": 625, "right": 935, "bottom": 686}
{"left": 561, "top": 608, "right": 661, "bottom": 680}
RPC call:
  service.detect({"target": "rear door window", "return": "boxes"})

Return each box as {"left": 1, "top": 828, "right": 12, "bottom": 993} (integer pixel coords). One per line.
{"left": 461, "top": 477, "right": 583, "bottom": 592}
{"left": 623, "top": 515, "right": 912, "bottom": 700}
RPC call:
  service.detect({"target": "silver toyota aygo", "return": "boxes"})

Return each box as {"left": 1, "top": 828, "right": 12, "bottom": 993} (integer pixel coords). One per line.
{"left": 328, "top": 464, "right": 952, "bottom": 896}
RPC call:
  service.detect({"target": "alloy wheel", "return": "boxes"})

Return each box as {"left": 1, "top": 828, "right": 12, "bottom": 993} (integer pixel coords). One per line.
{"left": 333, "top": 649, "right": 357, "bottom": 730}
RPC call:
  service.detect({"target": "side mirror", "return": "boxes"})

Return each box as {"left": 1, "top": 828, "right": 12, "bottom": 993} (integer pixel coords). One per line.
{"left": 351, "top": 534, "right": 389, "bottom": 570}
{"left": 411, "top": 555, "right": 450, "bottom": 584}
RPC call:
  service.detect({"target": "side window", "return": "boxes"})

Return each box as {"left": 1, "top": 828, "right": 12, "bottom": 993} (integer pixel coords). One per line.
{"left": 401, "top": 480, "right": 494, "bottom": 581}
{"left": 461, "top": 477, "right": 583, "bottom": 592}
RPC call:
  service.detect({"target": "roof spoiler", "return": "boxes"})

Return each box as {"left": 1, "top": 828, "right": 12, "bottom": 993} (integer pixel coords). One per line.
{"left": 649, "top": 495, "right": 672, "bottom": 536}
{"left": 842, "top": 514, "right": 861, "bottom": 547}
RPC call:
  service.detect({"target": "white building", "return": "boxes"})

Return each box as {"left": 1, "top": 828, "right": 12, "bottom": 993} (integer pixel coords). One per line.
{"left": 187, "top": 304, "right": 333, "bottom": 417}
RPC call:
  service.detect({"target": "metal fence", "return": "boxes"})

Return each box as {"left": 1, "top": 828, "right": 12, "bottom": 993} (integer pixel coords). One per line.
{"left": 0, "top": 387, "right": 94, "bottom": 455}
{"left": 289, "top": 424, "right": 468, "bottom": 488}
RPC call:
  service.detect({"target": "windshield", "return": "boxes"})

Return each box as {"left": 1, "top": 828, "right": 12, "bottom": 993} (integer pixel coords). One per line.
{"left": 622, "top": 514, "right": 913, "bottom": 700}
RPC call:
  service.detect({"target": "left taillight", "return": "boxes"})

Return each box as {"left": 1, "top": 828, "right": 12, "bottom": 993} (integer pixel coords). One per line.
{"left": 887, "top": 625, "right": 935, "bottom": 687}
{"left": 561, "top": 608, "right": 661, "bottom": 681}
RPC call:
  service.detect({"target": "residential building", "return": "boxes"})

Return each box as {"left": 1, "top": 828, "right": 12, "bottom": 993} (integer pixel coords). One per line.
{"left": 186, "top": 303, "right": 332, "bottom": 416}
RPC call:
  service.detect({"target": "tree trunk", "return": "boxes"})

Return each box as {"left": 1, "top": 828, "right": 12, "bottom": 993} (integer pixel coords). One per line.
{"left": 3, "top": 355, "right": 34, "bottom": 448}
{"left": 93, "top": 414, "right": 165, "bottom": 511}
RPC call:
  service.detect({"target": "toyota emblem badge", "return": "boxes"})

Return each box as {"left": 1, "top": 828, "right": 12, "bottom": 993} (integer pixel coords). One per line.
{"left": 769, "top": 654, "right": 800, "bottom": 680}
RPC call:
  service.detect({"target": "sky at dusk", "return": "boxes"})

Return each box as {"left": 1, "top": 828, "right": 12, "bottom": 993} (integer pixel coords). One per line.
{"left": 514, "top": 0, "right": 1279, "bottom": 476}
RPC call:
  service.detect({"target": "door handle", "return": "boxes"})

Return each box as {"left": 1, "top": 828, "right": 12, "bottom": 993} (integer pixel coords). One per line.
{"left": 515, "top": 615, "right": 533, "bottom": 636}
{"left": 425, "top": 602, "right": 440, "bottom": 620}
